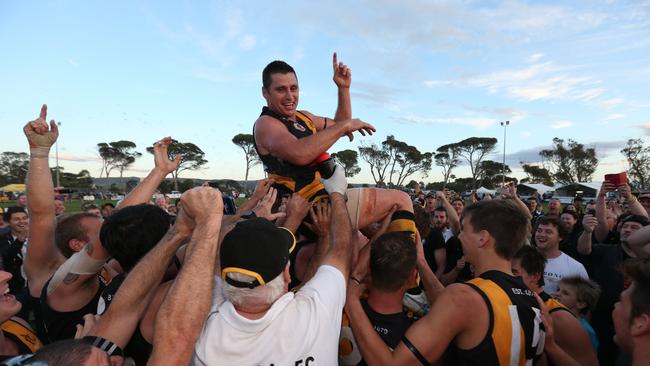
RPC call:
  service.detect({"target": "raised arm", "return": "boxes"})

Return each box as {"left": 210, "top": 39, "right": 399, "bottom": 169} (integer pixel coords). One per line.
{"left": 234, "top": 178, "right": 274, "bottom": 215}
{"left": 117, "top": 137, "right": 180, "bottom": 209}
{"left": 297, "top": 52, "right": 352, "bottom": 132}
{"left": 577, "top": 214, "right": 598, "bottom": 256}
{"left": 437, "top": 191, "right": 460, "bottom": 235}
{"left": 87, "top": 214, "right": 191, "bottom": 349}
{"left": 594, "top": 184, "right": 610, "bottom": 243}
{"left": 415, "top": 231, "right": 444, "bottom": 303}
{"left": 319, "top": 166, "right": 354, "bottom": 278}
{"left": 619, "top": 183, "right": 649, "bottom": 218}
{"left": 504, "top": 185, "right": 532, "bottom": 220}
{"left": 300, "top": 201, "right": 332, "bottom": 284}
{"left": 149, "top": 187, "right": 224, "bottom": 366}
{"left": 332, "top": 52, "right": 352, "bottom": 122}
{"left": 23, "top": 105, "right": 65, "bottom": 294}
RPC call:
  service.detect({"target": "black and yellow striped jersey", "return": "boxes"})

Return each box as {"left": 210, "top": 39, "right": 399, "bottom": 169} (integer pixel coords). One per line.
{"left": 1, "top": 317, "right": 42, "bottom": 354}
{"left": 451, "top": 270, "right": 545, "bottom": 366}
{"left": 254, "top": 107, "right": 327, "bottom": 202}
{"left": 539, "top": 291, "right": 571, "bottom": 314}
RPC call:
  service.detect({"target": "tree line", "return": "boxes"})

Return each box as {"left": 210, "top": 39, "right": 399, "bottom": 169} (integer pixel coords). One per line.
{"left": 232, "top": 134, "right": 650, "bottom": 192}
{"left": 1, "top": 135, "right": 648, "bottom": 193}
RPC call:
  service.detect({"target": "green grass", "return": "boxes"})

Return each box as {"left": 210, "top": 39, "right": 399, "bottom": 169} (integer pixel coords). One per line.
{"left": 1, "top": 200, "right": 119, "bottom": 213}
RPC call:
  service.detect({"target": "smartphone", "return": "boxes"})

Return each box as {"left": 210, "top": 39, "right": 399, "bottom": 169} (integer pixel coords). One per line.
{"left": 587, "top": 208, "right": 596, "bottom": 216}
{"left": 604, "top": 172, "right": 628, "bottom": 187}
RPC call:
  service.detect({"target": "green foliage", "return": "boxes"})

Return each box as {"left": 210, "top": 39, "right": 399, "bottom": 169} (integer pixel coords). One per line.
{"left": 358, "top": 143, "right": 390, "bottom": 186}
{"left": 232, "top": 133, "right": 260, "bottom": 189}
{"left": 331, "top": 149, "right": 361, "bottom": 178}
{"left": 540, "top": 138, "right": 598, "bottom": 185}
{"left": 0, "top": 152, "right": 29, "bottom": 186}
{"left": 146, "top": 140, "right": 208, "bottom": 190}
{"left": 448, "top": 137, "right": 498, "bottom": 189}
{"left": 435, "top": 144, "right": 461, "bottom": 188}
{"left": 621, "top": 138, "right": 650, "bottom": 190}
{"left": 478, "top": 160, "right": 512, "bottom": 188}
{"left": 97, "top": 140, "right": 141, "bottom": 178}
{"left": 49, "top": 168, "right": 93, "bottom": 189}
{"left": 358, "top": 136, "right": 432, "bottom": 187}
{"left": 520, "top": 163, "right": 553, "bottom": 186}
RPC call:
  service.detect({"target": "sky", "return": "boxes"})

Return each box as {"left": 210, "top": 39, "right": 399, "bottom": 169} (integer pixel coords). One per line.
{"left": 1, "top": 0, "right": 649, "bottom": 186}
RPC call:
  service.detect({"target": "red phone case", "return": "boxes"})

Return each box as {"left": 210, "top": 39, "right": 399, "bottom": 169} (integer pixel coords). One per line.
{"left": 604, "top": 172, "right": 628, "bottom": 186}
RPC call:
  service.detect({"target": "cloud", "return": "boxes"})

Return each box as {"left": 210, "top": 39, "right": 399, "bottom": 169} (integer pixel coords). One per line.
{"left": 239, "top": 34, "right": 257, "bottom": 50}
{"left": 606, "top": 113, "right": 625, "bottom": 121}
{"left": 642, "top": 123, "right": 650, "bottom": 136}
{"left": 526, "top": 53, "right": 545, "bottom": 62}
{"left": 396, "top": 115, "right": 495, "bottom": 129}
{"left": 461, "top": 105, "right": 528, "bottom": 123}
{"left": 58, "top": 153, "right": 101, "bottom": 163}
{"left": 424, "top": 61, "right": 606, "bottom": 103}
{"left": 550, "top": 120, "right": 574, "bottom": 129}
{"left": 506, "top": 145, "right": 550, "bottom": 166}
{"left": 600, "top": 98, "right": 625, "bottom": 108}
{"left": 67, "top": 58, "right": 79, "bottom": 68}
{"left": 352, "top": 82, "right": 404, "bottom": 111}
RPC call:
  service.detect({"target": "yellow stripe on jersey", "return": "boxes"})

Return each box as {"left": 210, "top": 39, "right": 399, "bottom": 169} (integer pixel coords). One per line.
{"left": 296, "top": 111, "right": 317, "bottom": 133}
{"left": 1, "top": 318, "right": 43, "bottom": 353}
{"left": 545, "top": 297, "right": 570, "bottom": 314}
{"left": 468, "top": 277, "right": 525, "bottom": 366}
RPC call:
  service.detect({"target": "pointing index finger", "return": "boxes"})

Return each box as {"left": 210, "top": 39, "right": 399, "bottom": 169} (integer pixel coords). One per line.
{"left": 40, "top": 104, "right": 47, "bottom": 121}
{"left": 333, "top": 52, "right": 338, "bottom": 72}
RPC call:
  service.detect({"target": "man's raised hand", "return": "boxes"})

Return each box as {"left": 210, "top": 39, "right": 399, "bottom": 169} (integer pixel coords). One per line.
{"left": 339, "top": 118, "right": 376, "bottom": 142}
{"left": 253, "top": 187, "right": 286, "bottom": 221}
{"left": 179, "top": 187, "right": 223, "bottom": 224}
{"left": 153, "top": 137, "right": 181, "bottom": 175}
{"left": 24, "top": 104, "right": 59, "bottom": 152}
{"left": 332, "top": 52, "right": 351, "bottom": 89}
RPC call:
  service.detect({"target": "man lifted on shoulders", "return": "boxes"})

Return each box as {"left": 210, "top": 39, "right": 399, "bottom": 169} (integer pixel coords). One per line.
{"left": 254, "top": 53, "right": 414, "bottom": 233}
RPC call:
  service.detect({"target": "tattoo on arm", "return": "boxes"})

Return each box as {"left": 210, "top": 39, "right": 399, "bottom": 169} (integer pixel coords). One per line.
{"left": 63, "top": 273, "right": 80, "bottom": 285}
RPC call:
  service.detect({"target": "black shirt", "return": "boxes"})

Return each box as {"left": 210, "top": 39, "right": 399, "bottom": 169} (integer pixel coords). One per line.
{"left": 580, "top": 243, "right": 631, "bottom": 365}
{"left": 424, "top": 229, "right": 446, "bottom": 274}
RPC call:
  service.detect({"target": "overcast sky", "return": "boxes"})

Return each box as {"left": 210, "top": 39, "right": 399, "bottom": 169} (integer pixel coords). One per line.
{"left": 1, "top": 0, "right": 648, "bottom": 184}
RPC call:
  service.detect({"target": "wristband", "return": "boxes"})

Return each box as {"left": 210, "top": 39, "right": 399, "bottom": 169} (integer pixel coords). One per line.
{"left": 350, "top": 277, "right": 361, "bottom": 285}
{"left": 30, "top": 147, "right": 50, "bottom": 158}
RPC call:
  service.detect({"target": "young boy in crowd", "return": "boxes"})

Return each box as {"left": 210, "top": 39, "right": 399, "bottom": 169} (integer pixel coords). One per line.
{"left": 555, "top": 276, "right": 602, "bottom": 352}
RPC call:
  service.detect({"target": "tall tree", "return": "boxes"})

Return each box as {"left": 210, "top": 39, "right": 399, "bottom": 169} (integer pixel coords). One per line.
{"left": 382, "top": 135, "right": 405, "bottom": 185}
{"left": 97, "top": 143, "right": 118, "bottom": 178}
{"left": 435, "top": 143, "right": 461, "bottom": 188}
{"left": 621, "top": 138, "right": 650, "bottom": 190}
{"left": 451, "top": 137, "right": 498, "bottom": 189}
{"left": 331, "top": 149, "right": 361, "bottom": 178}
{"left": 393, "top": 145, "right": 432, "bottom": 187}
{"left": 147, "top": 140, "right": 208, "bottom": 191}
{"left": 520, "top": 163, "right": 553, "bottom": 186}
{"left": 232, "top": 133, "right": 261, "bottom": 190}
{"left": 358, "top": 143, "right": 390, "bottom": 186}
{"left": 478, "top": 160, "right": 512, "bottom": 188}
{"left": 540, "top": 138, "right": 598, "bottom": 185}
{"left": 110, "top": 140, "right": 142, "bottom": 178}
{"left": 0, "top": 152, "right": 29, "bottom": 186}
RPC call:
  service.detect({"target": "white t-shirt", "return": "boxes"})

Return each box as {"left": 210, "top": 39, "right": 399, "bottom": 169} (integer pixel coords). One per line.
{"left": 441, "top": 228, "right": 453, "bottom": 243}
{"left": 543, "top": 252, "right": 588, "bottom": 295}
{"left": 192, "top": 265, "right": 346, "bottom": 366}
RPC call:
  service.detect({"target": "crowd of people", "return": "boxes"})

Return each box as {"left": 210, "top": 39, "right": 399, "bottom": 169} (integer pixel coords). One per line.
{"left": 0, "top": 54, "right": 649, "bottom": 366}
